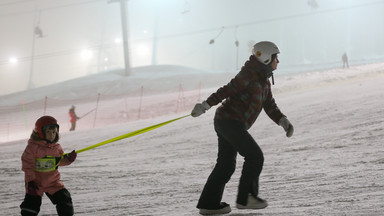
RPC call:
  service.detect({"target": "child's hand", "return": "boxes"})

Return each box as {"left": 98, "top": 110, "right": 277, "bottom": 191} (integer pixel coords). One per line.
{"left": 27, "top": 181, "right": 38, "bottom": 196}
{"left": 67, "top": 150, "right": 77, "bottom": 162}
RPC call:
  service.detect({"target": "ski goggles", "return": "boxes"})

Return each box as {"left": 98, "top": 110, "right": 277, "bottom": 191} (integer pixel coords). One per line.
{"left": 42, "top": 124, "right": 59, "bottom": 131}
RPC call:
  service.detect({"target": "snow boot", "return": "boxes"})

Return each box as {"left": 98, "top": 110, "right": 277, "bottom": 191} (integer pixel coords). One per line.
{"left": 236, "top": 194, "right": 268, "bottom": 209}
{"left": 198, "top": 202, "right": 231, "bottom": 215}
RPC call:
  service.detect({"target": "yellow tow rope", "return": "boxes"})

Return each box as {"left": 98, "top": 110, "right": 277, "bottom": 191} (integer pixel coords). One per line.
{"left": 73, "top": 114, "right": 190, "bottom": 154}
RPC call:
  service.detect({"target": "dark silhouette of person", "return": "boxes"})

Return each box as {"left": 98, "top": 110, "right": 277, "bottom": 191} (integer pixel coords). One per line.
{"left": 69, "top": 106, "right": 80, "bottom": 131}
{"left": 342, "top": 53, "right": 349, "bottom": 69}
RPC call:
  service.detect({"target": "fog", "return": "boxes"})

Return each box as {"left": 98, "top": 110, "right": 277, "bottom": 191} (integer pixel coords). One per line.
{"left": 1, "top": 0, "right": 384, "bottom": 95}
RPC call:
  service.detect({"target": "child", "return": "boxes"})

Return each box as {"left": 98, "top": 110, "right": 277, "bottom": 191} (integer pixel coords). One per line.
{"left": 68, "top": 105, "right": 80, "bottom": 131}
{"left": 20, "top": 116, "right": 77, "bottom": 216}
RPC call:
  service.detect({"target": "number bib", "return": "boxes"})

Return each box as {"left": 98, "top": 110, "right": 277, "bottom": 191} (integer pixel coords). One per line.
{"left": 35, "top": 156, "right": 58, "bottom": 172}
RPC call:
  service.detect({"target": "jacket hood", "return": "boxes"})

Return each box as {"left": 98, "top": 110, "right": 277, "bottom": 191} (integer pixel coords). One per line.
{"left": 243, "top": 55, "right": 274, "bottom": 81}
{"left": 30, "top": 130, "right": 59, "bottom": 144}
{"left": 28, "top": 137, "right": 59, "bottom": 148}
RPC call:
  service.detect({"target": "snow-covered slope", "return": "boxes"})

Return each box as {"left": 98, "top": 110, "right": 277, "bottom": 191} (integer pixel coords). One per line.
{"left": 1, "top": 63, "right": 383, "bottom": 215}
{"left": 0, "top": 65, "right": 234, "bottom": 106}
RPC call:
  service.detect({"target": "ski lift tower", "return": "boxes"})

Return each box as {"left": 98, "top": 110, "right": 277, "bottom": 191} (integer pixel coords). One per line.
{"left": 28, "top": 10, "right": 44, "bottom": 90}
{"left": 109, "top": 0, "right": 131, "bottom": 76}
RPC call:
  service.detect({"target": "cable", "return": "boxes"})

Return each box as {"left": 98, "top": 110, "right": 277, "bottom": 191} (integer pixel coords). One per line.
{"left": 0, "top": 1, "right": 383, "bottom": 66}
{"left": 0, "top": 0, "right": 104, "bottom": 19}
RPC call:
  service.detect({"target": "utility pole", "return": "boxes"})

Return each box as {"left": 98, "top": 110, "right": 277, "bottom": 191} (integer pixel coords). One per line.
{"left": 28, "top": 10, "right": 42, "bottom": 90}
{"left": 28, "top": 26, "right": 37, "bottom": 90}
{"left": 152, "top": 1, "right": 158, "bottom": 65}
{"left": 109, "top": 0, "right": 131, "bottom": 76}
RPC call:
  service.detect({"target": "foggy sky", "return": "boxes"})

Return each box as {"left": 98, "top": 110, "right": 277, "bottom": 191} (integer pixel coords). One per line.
{"left": 0, "top": 0, "right": 384, "bottom": 95}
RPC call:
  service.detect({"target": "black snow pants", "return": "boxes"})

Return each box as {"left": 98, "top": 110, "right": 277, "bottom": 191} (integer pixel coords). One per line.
{"left": 197, "top": 119, "right": 264, "bottom": 208}
{"left": 20, "top": 188, "right": 74, "bottom": 216}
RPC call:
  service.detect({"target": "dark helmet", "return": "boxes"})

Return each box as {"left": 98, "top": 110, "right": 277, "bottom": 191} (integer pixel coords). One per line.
{"left": 33, "top": 116, "right": 60, "bottom": 140}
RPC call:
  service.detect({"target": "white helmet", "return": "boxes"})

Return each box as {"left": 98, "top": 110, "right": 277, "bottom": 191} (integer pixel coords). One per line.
{"left": 252, "top": 41, "right": 280, "bottom": 65}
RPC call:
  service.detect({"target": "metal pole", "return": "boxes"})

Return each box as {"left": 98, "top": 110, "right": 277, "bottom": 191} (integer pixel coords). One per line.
{"left": 28, "top": 9, "right": 42, "bottom": 90}
{"left": 152, "top": 1, "right": 158, "bottom": 65}
{"left": 28, "top": 32, "right": 36, "bottom": 89}
{"left": 93, "top": 93, "right": 101, "bottom": 128}
{"left": 43, "top": 96, "right": 47, "bottom": 115}
{"left": 109, "top": 0, "right": 131, "bottom": 76}
{"left": 138, "top": 86, "right": 143, "bottom": 120}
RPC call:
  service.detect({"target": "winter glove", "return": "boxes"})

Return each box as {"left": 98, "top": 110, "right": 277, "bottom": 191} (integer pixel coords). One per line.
{"left": 279, "top": 117, "right": 294, "bottom": 137}
{"left": 191, "top": 101, "right": 211, "bottom": 117}
{"left": 66, "top": 150, "right": 77, "bottom": 162}
{"left": 27, "top": 181, "right": 38, "bottom": 196}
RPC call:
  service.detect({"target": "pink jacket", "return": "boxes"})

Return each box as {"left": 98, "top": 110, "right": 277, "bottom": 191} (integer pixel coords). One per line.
{"left": 21, "top": 139, "right": 73, "bottom": 196}
{"left": 69, "top": 109, "right": 78, "bottom": 123}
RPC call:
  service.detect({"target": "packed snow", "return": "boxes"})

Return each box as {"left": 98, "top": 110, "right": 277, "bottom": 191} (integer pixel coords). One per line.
{"left": 1, "top": 63, "right": 384, "bottom": 215}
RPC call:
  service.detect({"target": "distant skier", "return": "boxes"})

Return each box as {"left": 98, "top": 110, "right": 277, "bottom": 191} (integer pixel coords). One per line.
{"left": 20, "top": 116, "right": 77, "bottom": 216}
{"left": 191, "top": 41, "right": 294, "bottom": 215}
{"left": 342, "top": 52, "right": 349, "bottom": 69}
{"left": 69, "top": 105, "right": 80, "bottom": 131}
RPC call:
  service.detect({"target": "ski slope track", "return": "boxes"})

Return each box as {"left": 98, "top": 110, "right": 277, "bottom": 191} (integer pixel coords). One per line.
{"left": 1, "top": 63, "right": 384, "bottom": 215}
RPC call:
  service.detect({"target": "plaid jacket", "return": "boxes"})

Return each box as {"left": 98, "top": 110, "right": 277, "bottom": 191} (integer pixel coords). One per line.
{"left": 206, "top": 55, "right": 285, "bottom": 129}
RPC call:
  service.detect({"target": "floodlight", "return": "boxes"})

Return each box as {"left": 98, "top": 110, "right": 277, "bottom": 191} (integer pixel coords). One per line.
{"left": 9, "top": 57, "right": 18, "bottom": 64}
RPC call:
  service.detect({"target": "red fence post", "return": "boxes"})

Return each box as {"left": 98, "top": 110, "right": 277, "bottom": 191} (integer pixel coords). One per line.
{"left": 176, "top": 84, "right": 181, "bottom": 113}
{"left": 22, "top": 99, "right": 28, "bottom": 130}
{"left": 7, "top": 123, "right": 10, "bottom": 142}
{"left": 124, "top": 97, "right": 129, "bottom": 121}
{"left": 93, "top": 93, "right": 101, "bottom": 128}
{"left": 198, "top": 81, "right": 201, "bottom": 102}
{"left": 181, "top": 84, "right": 185, "bottom": 111}
{"left": 43, "top": 96, "right": 47, "bottom": 115}
{"left": 176, "top": 84, "right": 185, "bottom": 113}
{"left": 138, "top": 86, "right": 144, "bottom": 120}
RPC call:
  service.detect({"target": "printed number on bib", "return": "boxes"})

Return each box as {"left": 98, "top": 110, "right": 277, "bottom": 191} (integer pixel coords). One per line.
{"left": 35, "top": 156, "right": 58, "bottom": 172}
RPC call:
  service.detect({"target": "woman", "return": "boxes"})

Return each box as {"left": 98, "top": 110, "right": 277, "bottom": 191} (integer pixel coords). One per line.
{"left": 191, "top": 41, "right": 294, "bottom": 215}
